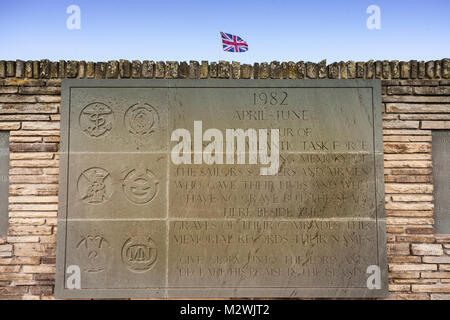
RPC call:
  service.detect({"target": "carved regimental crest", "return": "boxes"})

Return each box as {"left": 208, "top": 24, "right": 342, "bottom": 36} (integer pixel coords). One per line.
{"left": 124, "top": 103, "right": 159, "bottom": 146}
{"left": 121, "top": 236, "right": 158, "bottom": 273}
{"left": 79, "top": 102, "right": 114, "bottom": 138}
{"left": 77, "top": 168, "right": 113, "bottom": 204}
{"left": 76, "top": 235, "right": 111, "bottom": 273}
{"left": 122, "top": 167, "right": 159, "bottom": 205}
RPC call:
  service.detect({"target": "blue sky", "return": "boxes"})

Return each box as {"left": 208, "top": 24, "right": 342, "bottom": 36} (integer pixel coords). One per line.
{"left": 0, "top": 0, "right": 449, "bottom": 63}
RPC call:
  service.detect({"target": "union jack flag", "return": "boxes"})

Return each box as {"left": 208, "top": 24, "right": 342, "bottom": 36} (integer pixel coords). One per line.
{"left": 220, "top": 32, "right": 248, "bottom": 52}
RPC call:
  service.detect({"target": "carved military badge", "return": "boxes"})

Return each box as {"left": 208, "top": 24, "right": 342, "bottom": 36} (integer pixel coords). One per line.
{"left": 121, "top": 236, "right": 158, "bottom": 273}
{"left": 121, "top": 167, "right": 159, "bottom": 204}
{"left": 76, "top": 235, "right": 111, "bottom": 273}
{"left": 77, "top": 167, "right": 113, "bottom": 204}
{"left": 124, "top": 103, "right": 159, "bottom": 148}
{"left": 79, "top": 102, "right": 114, "bottom": 138}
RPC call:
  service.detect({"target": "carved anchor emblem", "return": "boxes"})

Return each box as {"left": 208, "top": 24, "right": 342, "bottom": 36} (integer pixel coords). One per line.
{"left": 79, "top": 102, "right": 113, "bottom": 138}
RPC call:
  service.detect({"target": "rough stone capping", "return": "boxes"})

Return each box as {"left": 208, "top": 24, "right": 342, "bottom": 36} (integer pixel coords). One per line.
{"left": 0, "top": 59, "right": 448, "bottom": 80}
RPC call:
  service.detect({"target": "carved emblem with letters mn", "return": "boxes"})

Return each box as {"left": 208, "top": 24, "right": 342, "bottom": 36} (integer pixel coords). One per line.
{"left": 121, "top": 236, "right": 158, "bottom": 273}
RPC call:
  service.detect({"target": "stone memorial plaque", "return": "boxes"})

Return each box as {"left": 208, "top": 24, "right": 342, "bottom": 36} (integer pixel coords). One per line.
{"left": 432, "top": 130, "right": 450, "bottom": 234}
{"left": 56, "top": 79, "right": 387, "bottom": 298}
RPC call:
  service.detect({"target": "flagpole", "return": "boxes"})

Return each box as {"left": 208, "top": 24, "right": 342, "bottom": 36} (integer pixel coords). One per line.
{"left": 218, "top": 30, "right": 221, "bottom": 62}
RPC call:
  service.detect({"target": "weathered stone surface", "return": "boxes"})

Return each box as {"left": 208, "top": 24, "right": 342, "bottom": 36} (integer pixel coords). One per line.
{"left": 374, "top": 61, "right": 382, "bottom": 79}
{"left": 119, "top": 60, "right": 131, "bottom": 78}
{"left": 249, "top": 63, "right": 258, "bottom": 79}
{"left": 318, "top": 60, "right": 327, "bottom": 78}
{"left": 66, "top": 61, "right": 78, "bottom": 78}
{"left": 412, "top": 284, "right": 450, "bottom": 293}
{"left": 0, "top": 103, "right": 58, "bottom": 114}
{"left": 387, "top": 86, "right": 412, "bottom": 95}
{"left": 189, "top": 61, "right": 199, "bottom": 79}
{"left": 328, "top": 62, "right": 339, "bottom": 79}
{"left": 417, "top": 61, "right": 425, "bottom": 79}
{"left": 106, "top": 61, "right": 119, "bottom": 78}
{"left": 269, "top": 61, "right": 281, "bottom": 79}
{"left": 383, "top": 142, "right": 431, "bottom": 153}
{"left": 240, "top": 64, "right": 252, "bottom": 79}
{"left": 94, "top": 62, "right": 106, "bottom": 79}
{"left": 57, "top": 60, "right": 65, "bottom": 78}
{"left": 385, "top": 183, "right": 433, "bottom": 194}
{"left": 131, "top": 60, "right": 141, "bottom": 78}
{"left": 6, "top": 61, "right": 15, "bottom": 77}
{"left": 411, "top": 244, "right": 443, "bottom": 256}
{"left": 389, "top": 264, "right": 437, "bottom": 272}
{"left": 391, "top": 61, "right": 400, "bottom": 79}
{"left": 356, "top": 62, "right": 365, "bottom": 78}
{"left": 15, "top": 60, "right": 24, "bottom": 78}
{"left": 231, "top": 61, "right": 240, "bottom": 79}
{"left": 78, "top": 61, "right": 86, "bottom": 79}
{"left": 259, "top": 62, "right": 269, "bottom": 79}
{"left": 306, "top": 62, "right": 317, "bottom": 78}
{"left": 387, "top": 243, "right": 410, "bottom": 255}
{"left": 339, "top": 61, "right": 347, "bottom": 79}
{"left": 281, "top": 62, "right": 288, "bottom": 79}
{"left": 347, "top": 61, "right": 356, "bottom": 78}
{"left": 141, "top": 60, "right": 154, "bottom": 78}
{"left": 383, "top": 120, "right": 418, "bottom": 129}
{"left": 24, "top": 61, "right": 33, "bottom": 78}
{"left": 384, "top": 175, "right": 432, "bottom": 183}
{"left": 0, "top": 61, "right": 5, "bottom": 78}
{"left": 400, "top": 62, "right": 410, "bottom": 79}
{"left": 434, "top": 60, "right": 441, "bottom": 79}
{"left": 366, "top": 60, "right": 374, "bottom": 79}
{"left": 9, "top": 143, "right": 58, "bottom": 153}
{"left": 218, "top": 61, "right": 230, "bottom": 78}
{"left": 442, "top": 58, "right": 449, "bottom": 79}
{"left": 37, "top": 60, "right": 49, "bottom": 79}
{"left": 406, "top": 226, "right": 434, "bottom": 233}
{"left": 154, "top": 61, "right": 165, "bottom": 78}
{"left": 386, "top": 103, "right": 450, "bottom": 113}
{"left": 382, "top": 61, "right": 391, "bottom": 79}
{"left": 86, "top": 62, "right": 95, "bottom": 79}
{"left": 0, "top": 88, "right": 20, "bottom": 97}
{"left": 286, "top": 62, "right": 295, "bottom": 79}
{"left": 165, "top": 61, "right": 178, "bottom": 79}
{"left": 413, "top": 86, "right": 450, "bottom": 95}
{"left": 178, "top": 61, "right": 189, "bottom": 79}
{"left": 32, "top": 61, "right": 39, "bottom": 79}
{"left": 199, "top": 61, "right": 209, "bottom": 79}
{"left": 425, "top": 61, "right": 435, "bottom": 79}
{"left": 422, "top": 121, "right": 450, "bottom": 129}
{"left": 296, "top": 61, "right": 305, "bottom": 79}
{"left": 209, "top": 62, "right": 217, "bottom": 78}
{"left": 409, "top": 60, "right": 418, "bottom": 79}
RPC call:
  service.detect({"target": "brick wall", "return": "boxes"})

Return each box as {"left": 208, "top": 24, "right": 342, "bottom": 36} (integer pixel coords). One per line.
{"left": 0, "top": 59, "right": 449, "bottom": 300}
